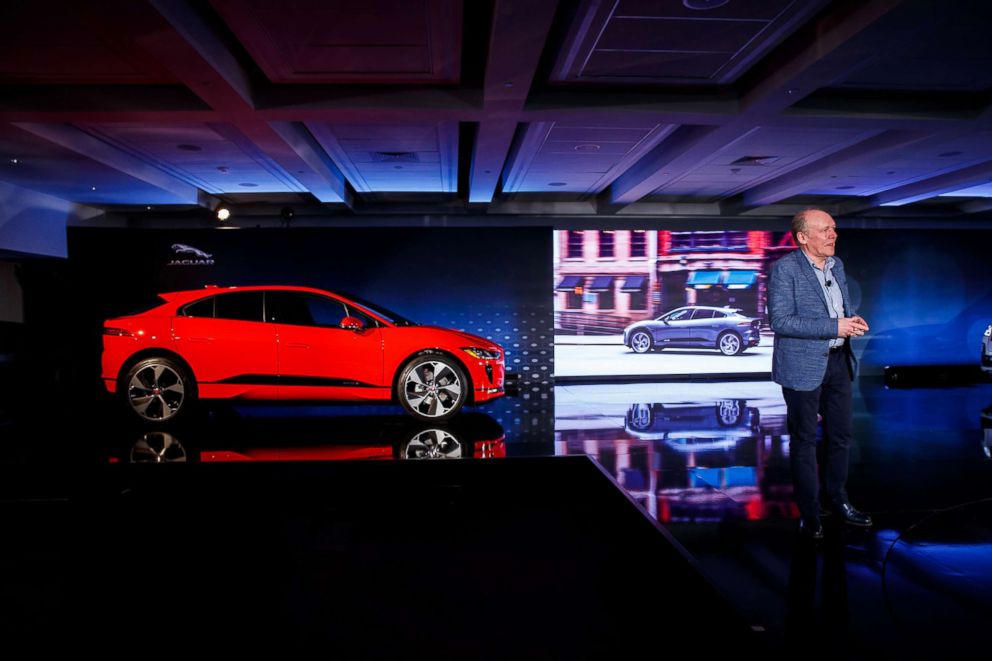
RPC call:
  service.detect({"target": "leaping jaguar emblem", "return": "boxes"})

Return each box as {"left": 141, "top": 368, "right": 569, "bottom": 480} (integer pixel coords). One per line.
{"left": 172, "top": 243, "right": 212, "bottom": 259}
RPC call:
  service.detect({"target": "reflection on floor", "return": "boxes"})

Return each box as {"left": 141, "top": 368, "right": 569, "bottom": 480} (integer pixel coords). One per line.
{"left": 4, "top": 379, "right": 992, "bottom": 655}
{"left": 0, "top": 386, "right": 758, "bottom": 656}
{"left": 556, "top": 379, "right": 992, "bottom": 656}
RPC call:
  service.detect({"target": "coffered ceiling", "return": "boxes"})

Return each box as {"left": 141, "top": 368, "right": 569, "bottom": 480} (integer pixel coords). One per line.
{"left": 2, "top": 0, "right": 992, "bottom": 219}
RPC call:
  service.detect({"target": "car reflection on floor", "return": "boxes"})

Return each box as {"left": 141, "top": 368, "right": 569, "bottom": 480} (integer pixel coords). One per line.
{"left": 556, "top": 396, "right": 795, "bottom": 524}
{"left": 108, "top": 412, "right": 506, "bottom": 464}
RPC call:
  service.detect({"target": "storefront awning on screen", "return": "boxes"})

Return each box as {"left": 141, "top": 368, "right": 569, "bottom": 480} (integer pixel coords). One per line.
{"left": 555, "top": 275, "right": 583, "bottom": 291}
{"left": 722, "top": 270, "right": 758, "bottom": 290}
{"left": 620, "top": 275, "right": 646, "bottom": 292}
{"left": 686, "top": 270, "right": 721, "bottom": 288}
{"left": 587, "top": 276, "right": 615, "bottom": 292}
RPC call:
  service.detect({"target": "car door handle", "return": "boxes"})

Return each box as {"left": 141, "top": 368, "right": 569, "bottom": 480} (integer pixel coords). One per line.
{"left": 286, "top": 342, "right": 310, "bottom": 349}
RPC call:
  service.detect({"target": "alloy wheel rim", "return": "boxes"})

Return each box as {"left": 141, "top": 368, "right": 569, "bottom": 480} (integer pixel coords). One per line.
{"left": 403, "top": 360, "right": 463, "bottom": 418}
{"left": 404, "top": 428, "right": 462, "bottom": 459}
{"left": 128, "top": 364, "right": 185, "bottom": 421}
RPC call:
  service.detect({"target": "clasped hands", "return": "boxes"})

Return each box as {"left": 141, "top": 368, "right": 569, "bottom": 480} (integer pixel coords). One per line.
{"left": 838, "top": 315, "right": 869, "bottom": 338}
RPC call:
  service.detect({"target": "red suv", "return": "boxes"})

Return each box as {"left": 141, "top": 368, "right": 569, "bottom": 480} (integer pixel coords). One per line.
{"left": 102, "top": 286, "right": 505, "bottom": 423}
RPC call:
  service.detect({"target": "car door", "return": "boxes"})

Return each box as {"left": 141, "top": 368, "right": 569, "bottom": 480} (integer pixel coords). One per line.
{"left": 655, "top": 307, "right": 694, "bottom": 345}
{"left": 171, "top": 291, "right": 278, "bottom": 390}
{"left": 267, "top": 291, "right": 384, "bottom": 398}
{"left": 689, "top": 308, "right": 722, "bottom": 344}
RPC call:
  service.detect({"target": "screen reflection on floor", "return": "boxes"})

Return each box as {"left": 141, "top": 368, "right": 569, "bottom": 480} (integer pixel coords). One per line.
{"left": 555, "top": 381, "right": 796, "bottom": 523}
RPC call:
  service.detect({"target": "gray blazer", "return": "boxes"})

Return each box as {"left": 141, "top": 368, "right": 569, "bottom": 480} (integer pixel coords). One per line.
{"left": 768, "top": 249, "right": 858, "bottom": 391}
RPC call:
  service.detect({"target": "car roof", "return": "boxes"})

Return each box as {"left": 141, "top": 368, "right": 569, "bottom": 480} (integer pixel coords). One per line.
{"left": 159, "top": 285, "right": 338, "bottom": 303}
{"left": 671, "top": 305, "right": 743, "bottom": 313}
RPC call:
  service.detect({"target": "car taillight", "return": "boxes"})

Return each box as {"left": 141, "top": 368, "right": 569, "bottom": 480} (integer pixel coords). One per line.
{"left": 104, "top": 327, "right": 134, "bottom": 337}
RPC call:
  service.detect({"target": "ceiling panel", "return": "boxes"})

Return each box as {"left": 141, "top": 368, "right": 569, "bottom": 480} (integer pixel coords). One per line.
{"left": 307, "top": 122, "right": 458, "bottom": 193}
{"left": 211, "top": 0, "right": 462, "bottom": 83}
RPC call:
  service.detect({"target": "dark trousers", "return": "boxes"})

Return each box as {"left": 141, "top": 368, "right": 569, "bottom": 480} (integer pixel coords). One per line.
{"left": 782, "top": 350, "right": 853, "bottom": 521}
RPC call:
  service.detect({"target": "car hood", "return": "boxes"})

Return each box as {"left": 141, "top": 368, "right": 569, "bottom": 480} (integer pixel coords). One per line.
{"left": 417, "top": 326, "right": 501, "bottom": 349}
{"left": 625, "top": 319, "right": 656, "bottom": 331}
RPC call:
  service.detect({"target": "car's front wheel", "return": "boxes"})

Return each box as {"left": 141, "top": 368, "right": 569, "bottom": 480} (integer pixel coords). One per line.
{"left": 398, "top": 427, "right": 466, "bottom": 459}
{"left": 717, "top": 331, "right": 744, "bottom": 356}
{"left": 121, "top": 356, "right": 196, "bottom": 424}
{"left": 629, "top": 330, "right": 654, "bottom": 353}
{"left": 397, "top": 353, "right": 468, "bottom": 422}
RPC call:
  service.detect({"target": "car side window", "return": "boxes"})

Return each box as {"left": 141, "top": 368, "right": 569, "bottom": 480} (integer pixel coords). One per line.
{"left": 267, "top": 292, "right": 370, "bottom": 329}
{"left": 692, "top": 309, "right": 717, "bottom": 319}
{"left": 665, "top": 309, "right": 692, "bottom": 322}
{"left": 214, "top": 291, "right": 264, "bottom": 322}
{"left": 183, "top": 297, "right": 215, "bottom": 318}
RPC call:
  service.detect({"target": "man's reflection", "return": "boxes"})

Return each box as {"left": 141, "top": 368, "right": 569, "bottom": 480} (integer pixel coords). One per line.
{"left": 785, "top": 532, "right": 850, "bottom": 652}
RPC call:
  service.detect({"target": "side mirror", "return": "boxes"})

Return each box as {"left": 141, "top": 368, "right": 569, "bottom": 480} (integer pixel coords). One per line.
{"left": 340, "top": 316, "right": 365, "bottom": 331}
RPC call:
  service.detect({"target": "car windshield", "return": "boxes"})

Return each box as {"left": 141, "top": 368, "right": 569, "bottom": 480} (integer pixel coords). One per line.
{"left": 337, "top": 292, "right": 416, "bottom": 326}
{"left": 661, "top": 308, "right": 692, "bottom": 322}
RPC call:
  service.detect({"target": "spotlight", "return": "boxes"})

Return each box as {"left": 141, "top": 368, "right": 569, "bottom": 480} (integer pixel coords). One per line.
{"left": 216, "top": 207, "right": 231, "bottom": 222}
{"left": 280, "top": 207, "right": 295, "bottom": 226}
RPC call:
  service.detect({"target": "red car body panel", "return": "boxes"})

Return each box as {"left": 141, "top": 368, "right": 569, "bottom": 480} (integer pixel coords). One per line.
{"left": 101, "top": 286, "right": 505, "bottom": 411}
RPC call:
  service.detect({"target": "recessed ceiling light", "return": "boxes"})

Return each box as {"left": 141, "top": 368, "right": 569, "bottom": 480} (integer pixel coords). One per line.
{"left": 683, "top": 0, "right": 729, "bottom": 10}
{"left": 9, "top": 157, "right": 18, "bottom": 164}
{"left": 146, "top": 206, "right": 152, "bottom": 210}
{"left": 217, "top": 166, "right": 229, "bottom": 174}
{"left": 90, "top": 186, "right": 97, "bottom": 191}
{"left": 574, "top": 144, "right": 601, "bottom": 152}
{"left": 216, "top": 207, "right": 231, "bottom": 221}
{"left": 238, "top": 182, "right": 258, "bottom": 187}
{"left": 836, "top": 185, "right": 855, "bottom": 190}
{"left": 177, "top": 144, "right": 202, "bottom": 151}
{"left": 938, "top": 151, "right": 963, "bottom": 157}
{"left": 548, "top": 182, "right": 567, "bottom": 187}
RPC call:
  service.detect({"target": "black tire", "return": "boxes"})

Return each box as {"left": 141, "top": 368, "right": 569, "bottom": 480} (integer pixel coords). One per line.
{"left": 717, "top": 331, "right": 744, "bottom": 356}
{"left": 121, "top": 356, "right": 196, "bottom": 424}
{"left": 396, "top": 353, "right": 468, "bottom": 422}
{"left": 629, "top": 330, "right": 654, "bottom": 353}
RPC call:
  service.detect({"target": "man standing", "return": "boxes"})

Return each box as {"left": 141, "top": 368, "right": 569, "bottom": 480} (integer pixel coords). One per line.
{"left": 769, "top": 208, "right": 872, "bottom": 540}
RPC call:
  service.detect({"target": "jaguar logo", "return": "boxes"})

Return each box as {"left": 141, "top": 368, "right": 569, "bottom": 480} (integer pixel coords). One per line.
{"left": 168, "top": 243, "right": 215, "bottom": 266}
{"left": 172, "top": 243, "right": 212, "bottom": 258}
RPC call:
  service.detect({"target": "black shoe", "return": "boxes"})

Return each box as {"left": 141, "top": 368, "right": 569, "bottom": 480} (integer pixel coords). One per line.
{"left": 834, "top": 502, "right": 872, "bottom": 527}
{"left": 799, "top": 517, "right": 824, "bottom": 540}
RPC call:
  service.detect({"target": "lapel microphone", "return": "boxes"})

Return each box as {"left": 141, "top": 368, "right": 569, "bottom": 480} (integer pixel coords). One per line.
{"left": 825, "top": 279, "right": 832, "bottom": 287}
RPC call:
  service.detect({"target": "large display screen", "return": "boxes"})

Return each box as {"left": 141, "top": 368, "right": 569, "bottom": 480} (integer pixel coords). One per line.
{"left": 554, "top": 227, "right": 992, "bottom": 379}
{"left": 67, "top": 226, "right": 553, "bottom": 432}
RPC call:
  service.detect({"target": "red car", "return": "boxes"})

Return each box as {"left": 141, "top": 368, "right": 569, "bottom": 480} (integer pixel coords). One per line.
{"left": 102, "top": 285, "right": 505, "bottom": 423}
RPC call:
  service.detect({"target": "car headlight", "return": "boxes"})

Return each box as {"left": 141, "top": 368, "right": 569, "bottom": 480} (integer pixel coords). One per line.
{"left": 462, "top": 347, "right": 501, "bottom": 361}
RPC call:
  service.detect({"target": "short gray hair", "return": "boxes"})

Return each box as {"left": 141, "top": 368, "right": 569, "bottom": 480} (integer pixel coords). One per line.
{"left": 790, "top": 208, "right": 823, "bottom": 242}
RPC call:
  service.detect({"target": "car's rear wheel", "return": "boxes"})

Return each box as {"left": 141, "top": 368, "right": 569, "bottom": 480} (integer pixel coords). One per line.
{"left": 397, "top": 353, "right": 468, "bottom": 422}
{"left": 717, "top": 331, "right": 744, "bottom": 356}
{"left": 629, "top": 331, "right": 654, "bottom": 353}
{"left": 122, "top": 356, "right": 195, "bottom": 424}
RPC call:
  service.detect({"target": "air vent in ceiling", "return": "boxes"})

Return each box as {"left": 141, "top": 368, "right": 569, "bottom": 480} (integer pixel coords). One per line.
{"left": 731, "top": 155, "right": 780, "bottom": 166}
{"left": 371, "top": 151, "right": 420, "bottom": 163}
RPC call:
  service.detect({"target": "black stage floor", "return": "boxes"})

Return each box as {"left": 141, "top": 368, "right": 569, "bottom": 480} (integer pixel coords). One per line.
{"left": 3, "top": 378, "right": 991, "bottom": 657}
